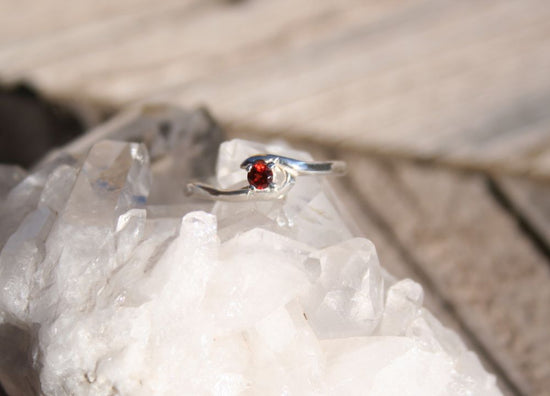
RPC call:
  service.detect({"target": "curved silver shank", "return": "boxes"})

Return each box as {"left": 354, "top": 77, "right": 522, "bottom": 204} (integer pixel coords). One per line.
{"left": 187, "top": 154, "right": 346, "bottom": 201}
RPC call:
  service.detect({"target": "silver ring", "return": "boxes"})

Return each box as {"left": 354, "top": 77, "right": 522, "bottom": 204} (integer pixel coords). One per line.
{"left": 186, "top": 154, "right": 346, "bottom": 201}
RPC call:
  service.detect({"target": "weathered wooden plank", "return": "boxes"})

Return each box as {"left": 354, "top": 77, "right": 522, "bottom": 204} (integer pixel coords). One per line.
{"left": 496, "top": 177, "right": 550, "bottom": 252}
{"left": 0, "top": 0, "right": 174, "bottom": 45}
{"left": 1, "top": 0, "right": 549, "bottom": 178}
{"left": 337, "top": 152, "right": 550, "bottom": 396}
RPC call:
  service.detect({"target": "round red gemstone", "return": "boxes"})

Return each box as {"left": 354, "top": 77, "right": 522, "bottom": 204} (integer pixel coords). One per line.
{"left": 247, "top": 160, "right": 273, "bottom": 189}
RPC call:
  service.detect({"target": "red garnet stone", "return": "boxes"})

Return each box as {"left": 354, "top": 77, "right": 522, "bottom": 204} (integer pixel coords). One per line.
{"left": 247, "top": 160, "right": 273, "bottom": 189}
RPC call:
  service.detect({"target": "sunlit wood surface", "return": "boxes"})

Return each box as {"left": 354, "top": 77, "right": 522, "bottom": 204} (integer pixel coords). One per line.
{"left": 1, "top": 0, "right": 549, "bottom": 178}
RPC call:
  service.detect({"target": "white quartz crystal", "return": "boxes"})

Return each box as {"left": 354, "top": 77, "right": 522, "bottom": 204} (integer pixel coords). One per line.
{"left": 0, "top": 135, "right": 501, "bottom": 395}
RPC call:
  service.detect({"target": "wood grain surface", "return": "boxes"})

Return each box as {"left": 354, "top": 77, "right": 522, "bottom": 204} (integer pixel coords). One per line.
{"left": 1, "top": 0, "right": 549, "bottom": 178}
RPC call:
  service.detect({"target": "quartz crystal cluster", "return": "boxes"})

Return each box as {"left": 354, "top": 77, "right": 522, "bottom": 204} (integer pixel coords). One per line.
{"left": 0, "top": 106, "right": 501, "bottom": 395}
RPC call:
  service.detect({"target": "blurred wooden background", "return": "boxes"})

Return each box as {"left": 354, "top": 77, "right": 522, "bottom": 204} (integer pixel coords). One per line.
{"left": 1, "top": 0, "right": 549, "bottom": 395}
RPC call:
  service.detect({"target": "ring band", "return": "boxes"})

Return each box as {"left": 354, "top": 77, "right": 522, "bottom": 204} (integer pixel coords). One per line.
{"left": 187, "top": 154, "right": 346, "bottom": 201}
